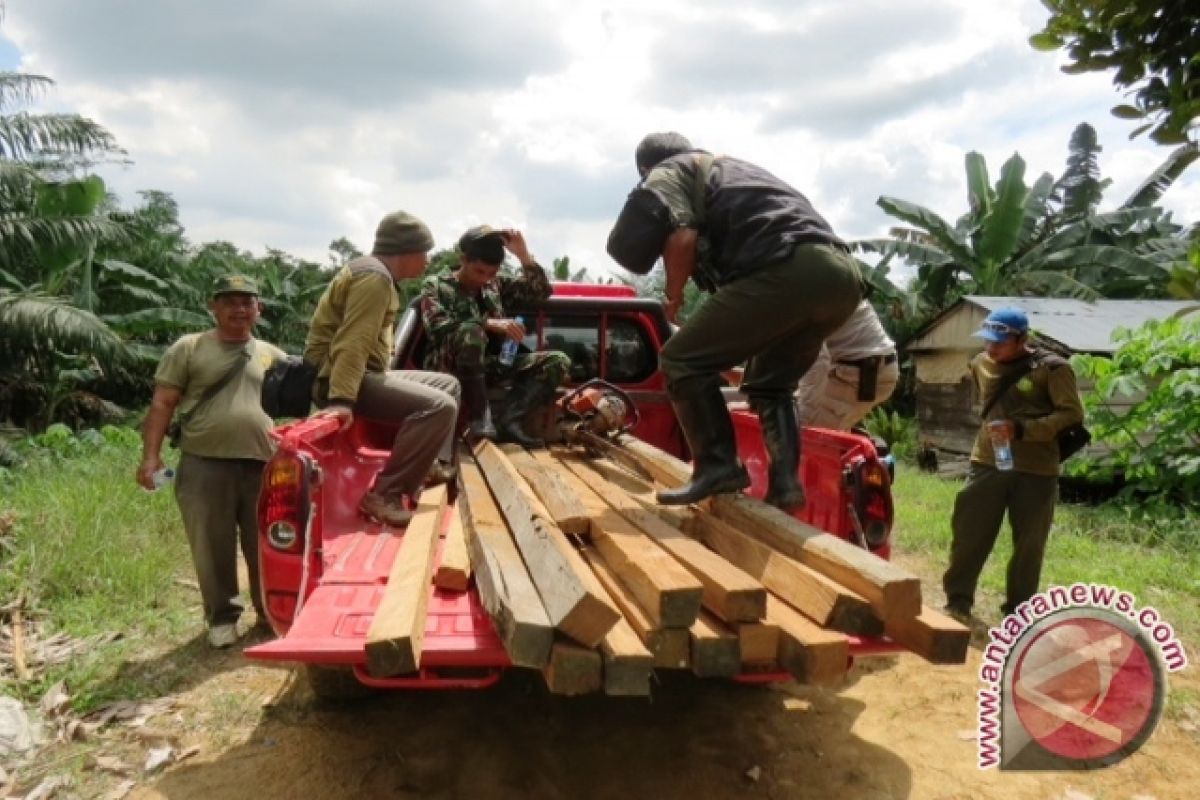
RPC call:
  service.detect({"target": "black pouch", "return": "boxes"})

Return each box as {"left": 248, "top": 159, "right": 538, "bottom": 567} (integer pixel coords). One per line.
{"left": 857, "top": 357, "right": 879, "bottom": 402}
{"left": 1056, "top": 423, "right": 1092, "bottom": 462}
{"left": 262, "top": 356, "right": 318, "bottom": 418}
{"left": 607, "top": 187, "right": 673, "bottom": 275}
{"left": 166, "top": 420, "right": 182, "bottom": 449}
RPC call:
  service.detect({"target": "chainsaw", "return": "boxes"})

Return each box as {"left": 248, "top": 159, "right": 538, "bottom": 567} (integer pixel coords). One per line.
{"left": 556, "top": 379, "right": 654, "bottom": 481}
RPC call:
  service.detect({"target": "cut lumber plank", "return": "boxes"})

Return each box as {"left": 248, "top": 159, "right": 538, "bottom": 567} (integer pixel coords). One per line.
{"left": 710, "top": 494, "right": 922, "bottom": 622}
{"left": 598, "top": 617, "right": 654, "bottom": 697}
{"left": 542, "top": 640, "right": 603, "bottom": 696}
{"left": 500, "top": 444, "right": 590, "bottom": 537}
{"left": 737, "top": 622, "right": 780, "bottom": 666}
{"left": 557, "top": 455, "right": 767, "bottom": 624}
{"left": 364, "top": 485, "right": 448, "bottom": 677}
{"left": 691, "top": 511, "right": 883, "bottom": 636}
{"left": 579, "top": 546, "right": 690, "bottom": 670}
{"left": 690, "top": 612, "right": 742, "bottom": 678}
{"left": 434, "top": 505, "right": 471, "bottom": 592}
{"left": 560, "top": 451, "right": 692, "bottom": 529}
{"left": 884, "top": 606, "right": 971, "bottom": 665}
{"left": 458, "top": 461, "right": 553, "bottom": 668}
{"left": 474, "top": 442, "right": 621, "bottom": 648}
{"left": 550, "top": 460, "right": 703, "bottom": 628}
{"left": 765, "top": 595, "right": 849, "bottom": 688}
{"left": 614, "top": 435, "right": 921, "bottom": 622}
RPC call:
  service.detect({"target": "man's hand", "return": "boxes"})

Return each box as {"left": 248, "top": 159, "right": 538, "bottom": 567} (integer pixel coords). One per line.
{"left": 487, "top": 317, "right": 526, "bottom": 341}
{"left": 316, "top": 405, "right": 354, "bottom": 430}
{"left": 663, "top": 295, "right": 683, "bottom": 325}
{"left": 136, "top": 456, "right": 164, "bottom": 491}
{"left": 501, "top": 229, "right": 534, "bottom": 266}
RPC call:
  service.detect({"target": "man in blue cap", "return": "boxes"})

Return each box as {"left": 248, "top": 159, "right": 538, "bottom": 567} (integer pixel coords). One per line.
{"left": 942, "top": 306, "right": 1084, "bottom": 622}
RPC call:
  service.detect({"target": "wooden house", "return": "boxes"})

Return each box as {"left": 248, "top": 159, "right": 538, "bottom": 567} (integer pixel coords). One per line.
{"left": 904, "top": 296, "right": 1197, "bottom": 455}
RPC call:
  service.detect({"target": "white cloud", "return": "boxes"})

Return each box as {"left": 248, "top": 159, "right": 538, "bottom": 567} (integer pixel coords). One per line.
{"left": 0, "top": 0, "right": 1194, "bottom": 276}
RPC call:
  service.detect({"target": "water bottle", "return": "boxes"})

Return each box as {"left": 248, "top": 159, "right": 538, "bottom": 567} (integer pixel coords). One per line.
{"left": 151, "top": 467, "right": 175, "bottom": 490}
{"left": 498, "top": 316, "right": 524, "bottom": 366}
{"left": 988, "top": 421, "right": 1014, "bottom": 472}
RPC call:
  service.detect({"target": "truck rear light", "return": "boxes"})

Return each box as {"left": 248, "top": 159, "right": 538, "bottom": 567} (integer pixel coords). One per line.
{"left": 259, "top": 451, "right": 312, "bottom": 554}
{"left": 847, "top": 458, "right": 894, "bottom": 551}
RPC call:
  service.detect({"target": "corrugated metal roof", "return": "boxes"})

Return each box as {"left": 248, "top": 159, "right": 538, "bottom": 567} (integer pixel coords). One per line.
{"left": 908, "top": 296, "right": 1198, "bottom": 353}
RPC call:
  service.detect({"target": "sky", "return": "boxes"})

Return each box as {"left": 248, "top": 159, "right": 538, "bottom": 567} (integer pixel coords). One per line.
{"left": 2, "top": 0, "right": 1196, "bottom": 279}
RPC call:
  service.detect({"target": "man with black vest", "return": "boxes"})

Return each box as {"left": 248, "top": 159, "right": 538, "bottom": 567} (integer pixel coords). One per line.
{"left": 607, "top": 132, "right": 863, "bottom": 510}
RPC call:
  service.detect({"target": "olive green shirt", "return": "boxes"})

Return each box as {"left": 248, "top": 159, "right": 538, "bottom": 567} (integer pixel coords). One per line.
{"left": 303, "top": 257, "right": 399, "bottom": 405}
{"left": 969, "top": 348, "right": 1085, "bottom": 477}
{"left": 155, "top": 331, "right": 286, "bottom": 461}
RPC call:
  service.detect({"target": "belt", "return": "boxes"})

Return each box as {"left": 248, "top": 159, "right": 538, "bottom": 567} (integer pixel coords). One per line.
{"left": 836, "top": 353, "right": 897, "bottom": 368}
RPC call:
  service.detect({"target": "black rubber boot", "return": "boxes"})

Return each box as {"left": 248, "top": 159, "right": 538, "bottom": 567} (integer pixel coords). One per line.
{"left": 752, "top": 396, "right": 806, "bottom": 511}
{"left": 459, "top": 370, "right": 497, "bottom": 442}
{"left": 497, "top": 379, "right": 548, "bottom": 449}
{"left": 657, "top": 379, "right": 750, "bottom": 505}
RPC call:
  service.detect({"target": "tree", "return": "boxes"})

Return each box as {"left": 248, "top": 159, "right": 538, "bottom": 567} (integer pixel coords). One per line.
{"left": 1031, "top": 0, "right": 1200, "bottom": 145}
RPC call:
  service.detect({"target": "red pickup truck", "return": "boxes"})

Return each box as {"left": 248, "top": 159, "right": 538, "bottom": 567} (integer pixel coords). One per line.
{"left": 246, "top": 283, "right": 899, "bottom": 697}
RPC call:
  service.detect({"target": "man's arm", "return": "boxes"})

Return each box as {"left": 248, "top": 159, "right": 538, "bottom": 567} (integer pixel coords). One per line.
{"left": 137, "top": 385, "right": 182, "bottom": 490}
{"left": 497, "top": 229, "right": 552, "bottom": 307}
{"left": 326, "top": 272, "right": 393, "bottom": 406}
{"left": 662, "top": 227, "right": 697, "bottom": 323}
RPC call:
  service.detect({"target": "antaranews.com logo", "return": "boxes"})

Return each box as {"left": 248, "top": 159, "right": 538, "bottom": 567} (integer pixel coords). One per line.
{"left": 976, "top": 582, "right": 1188, "bottom": 771}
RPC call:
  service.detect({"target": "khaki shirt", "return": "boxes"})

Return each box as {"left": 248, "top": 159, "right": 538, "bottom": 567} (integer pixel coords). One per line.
{"left": 969, "top": 349, "right": 1085, "bottom": 477}
{"left": 155, "top": 331, "right": 286, "bottom": 461}
{"left": 303, "top": 257, "right": 399, "bottom": 405}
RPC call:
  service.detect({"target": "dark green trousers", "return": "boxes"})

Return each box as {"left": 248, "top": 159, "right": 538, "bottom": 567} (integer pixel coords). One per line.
{"left": 942, "top": 464, "right": 1059, "bottom": 614}
{"left": 660, "top": 243, "right": 862, "bottom": 401}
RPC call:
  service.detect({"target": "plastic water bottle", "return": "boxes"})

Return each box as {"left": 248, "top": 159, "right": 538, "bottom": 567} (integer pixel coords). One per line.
{"left": 988, "top": 421, "right": 1014, "bottom": 472}
{"left": 498, "top": 316, "right": 524, "bottom": 366}
{"left": 151, "top": 467, "right": 175, "bottom": 490}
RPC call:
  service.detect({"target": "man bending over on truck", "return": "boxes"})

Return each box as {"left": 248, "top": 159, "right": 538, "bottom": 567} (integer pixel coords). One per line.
{"left": 304, "top": 211, "right": 461, "bottom": 528}
{"left": 419, "top": 225, "right": 569, "bottom": 448}
{"left": 137, "top": 275, "right": 287, "bottom": 649}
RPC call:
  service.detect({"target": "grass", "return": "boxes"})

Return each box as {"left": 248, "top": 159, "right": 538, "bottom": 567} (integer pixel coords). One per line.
{"left": 890, "top": 468, "right": 1200, "bottom": 646}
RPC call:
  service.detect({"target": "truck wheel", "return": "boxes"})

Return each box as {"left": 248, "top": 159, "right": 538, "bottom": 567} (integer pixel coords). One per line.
{"left": 304, "top": 665, "right": 373, "bottom": 702}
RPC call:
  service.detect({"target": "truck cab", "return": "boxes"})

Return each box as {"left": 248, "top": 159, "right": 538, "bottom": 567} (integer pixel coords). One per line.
{"left": 247, "top": 283, "right": 897, "bottom": 694}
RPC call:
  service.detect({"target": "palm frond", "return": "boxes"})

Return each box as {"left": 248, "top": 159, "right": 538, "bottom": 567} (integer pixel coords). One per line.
{"left": 851, "top": 237, "right": 954, "bottom": 266}
{"left": 977, "top": 153, "right": 1028, "bottom": 267}
{"left": 1121, "top": 143, "right": 1199, "bottom": 209}
{"left": 1011, "top": 270, "right": 1101, "bottom": 300}
{"left": 97, "top": 259, "right": 172, "bottom": 290}
{"left": 0, "top": 112, "right": 123, "bottom": 161}
{"left": 102, "top": 307, "right": 211, "bottom": 336}
{"left": 0, "top": 289, "right": 130, "bottom": 363}
{"left": 0, "top": 72, "right": 55, "bottom": 110}
{"left": 0, "top": 214, "right": 127, "bottom": 266}
{"left": 876, "top": 196, "right": 977, "bottom": 268}
{"left": 1016, "top": 173, "right": 1056, "bottom": 250}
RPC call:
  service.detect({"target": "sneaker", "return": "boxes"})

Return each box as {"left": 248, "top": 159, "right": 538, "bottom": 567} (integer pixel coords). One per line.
{"left": 359, "top": 492, "right": 413, "bottom": 527}
{"left": 207, "top": 623, "right": 240, "bottom": 649}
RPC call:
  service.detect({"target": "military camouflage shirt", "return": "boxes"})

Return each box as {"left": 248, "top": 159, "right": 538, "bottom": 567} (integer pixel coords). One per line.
{"left": 418, "top": 263, "right": 552, "bottom": 373}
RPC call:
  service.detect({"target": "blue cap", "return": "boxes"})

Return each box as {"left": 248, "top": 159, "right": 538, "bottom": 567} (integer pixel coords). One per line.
{"left": 973, "top": 307, "right": 1029, "bottom": 342}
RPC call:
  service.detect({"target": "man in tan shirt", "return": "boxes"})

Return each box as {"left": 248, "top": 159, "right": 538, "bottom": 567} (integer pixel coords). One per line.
{"left": 305, "top": 211, "right": 460, "bottom": 527}
{"left": 138, "top": 275, "right": 286, "bottom": 648}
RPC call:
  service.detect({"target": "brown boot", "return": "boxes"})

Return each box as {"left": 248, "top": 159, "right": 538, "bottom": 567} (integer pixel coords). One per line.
{"left": 423, "top": 460, "right": 458, "bottom": 487}
{"left": 359, "top": 492, "right": 413, "bottom": 527}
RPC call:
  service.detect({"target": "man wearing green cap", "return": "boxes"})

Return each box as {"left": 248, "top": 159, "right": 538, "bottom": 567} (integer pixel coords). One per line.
{"left": 304, "top": 210, "right": 461, "bottom": 528}
{"left": 138, "top": 275, "right": 288, "bottom": 648}
{"left": 418, "top": 225, "right": 569, "bottom": 447}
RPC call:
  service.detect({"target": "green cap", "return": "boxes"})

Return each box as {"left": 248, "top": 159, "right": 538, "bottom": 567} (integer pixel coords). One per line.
{"left": 211, "top": 274, "right": 259, "bottom": 297}
{"left": 457, "top": 225, "right": 506, "bottom": 264}
{"left": 373, "top": 210, "right": 435, "bottom": 255}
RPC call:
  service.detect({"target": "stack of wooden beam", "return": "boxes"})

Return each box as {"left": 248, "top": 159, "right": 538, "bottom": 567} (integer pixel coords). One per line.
{"left": 368, "top": 437, "right": 970, "bottom": 696}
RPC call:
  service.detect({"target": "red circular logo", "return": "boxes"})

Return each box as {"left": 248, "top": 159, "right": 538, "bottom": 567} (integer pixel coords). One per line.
{"left": 1012, "top": 615, "right": 1160, "bottom": 762}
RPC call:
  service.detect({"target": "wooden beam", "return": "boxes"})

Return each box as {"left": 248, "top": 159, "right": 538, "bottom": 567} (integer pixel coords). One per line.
{"left": 885, "top": 606, "right": 971, "bottom": 665}
{"left": 765, "top": 596, "right": 849, "bottom": 688}
{"left": 364, "top": 485, "right": 448, "bottom": 677}
{"left": 710, "top": 494, "right": 922, "bottom": 621}
{"left": 556, "top": 456, "right": 767, "bottom": 624}
{"left": 500, "top": 444, "right": 590, "bottom": 537}
{"left": 614, "top": 434, "right": 692, "bottom": 487}
{"left": 579, "top": 546, "right": 690, "bottom": 670}
{"left": 474, "top": 442, "right": 621, "bottom": 648}
{"left": 598, "top": 618, "right": 654, "bottom": 697}
{"left": 690, "top": 511, "right": 883, "bottom": 636}
{"left": 689, "top": 612, "right": 741, "bottom": 678}
{"left": 458, "top": 461, "right": 553, "bottom": 668}
{"left": 737, "top": 622, "right": 780, "bottom": 666}
{"left": 559, "top": 451, "right": 691, "bottom": 529}
{"left": 434, "top": 505, "right": 471, "bottom": 592}
{"left": 550, "top": 459, "right": 703, "bottom": 628}
{"left": 541, "top": 640, "right": 603, "bottom": 696}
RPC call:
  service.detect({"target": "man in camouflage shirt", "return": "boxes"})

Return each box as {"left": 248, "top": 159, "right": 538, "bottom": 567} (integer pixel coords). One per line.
{"left": 419, "top": 226, "right": 569, "bottom": 447}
